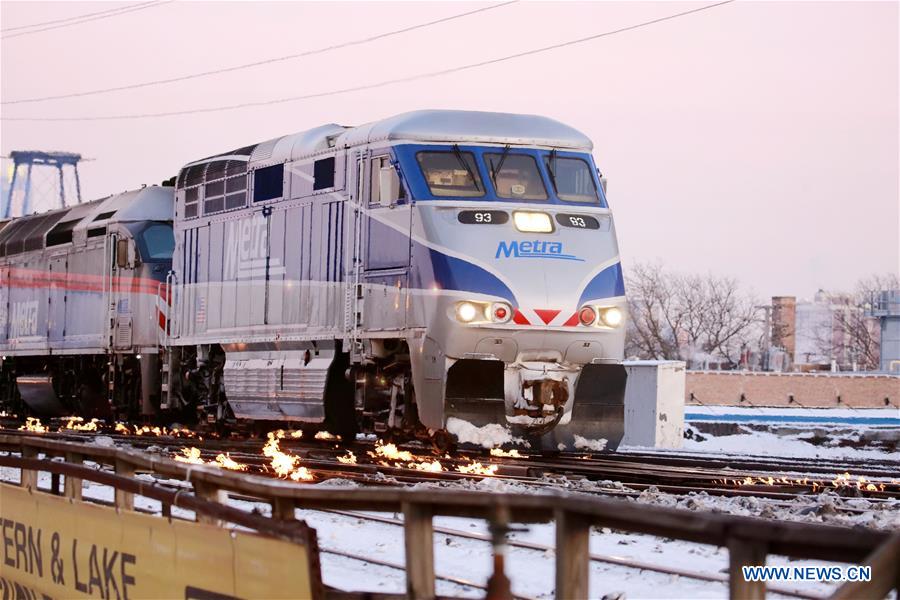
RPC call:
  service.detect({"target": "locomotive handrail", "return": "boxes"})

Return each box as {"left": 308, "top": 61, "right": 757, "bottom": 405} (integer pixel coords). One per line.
{"left": 0, "top": 432, "right": 896, "bottom": 600}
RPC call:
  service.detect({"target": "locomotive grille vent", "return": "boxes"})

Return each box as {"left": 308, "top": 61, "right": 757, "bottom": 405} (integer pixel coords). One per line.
{"left": 114, "top": 317, "right": 132, "bottom": 349}
{"left": 249, "top": 137, "right": 283, "bottom": 162}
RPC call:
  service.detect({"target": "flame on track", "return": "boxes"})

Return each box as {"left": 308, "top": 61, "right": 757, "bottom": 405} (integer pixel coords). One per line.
{"left": 367, "top": 441, "right": 446, "bottom": 472}
{"left": 115, "top": 423, "right": 199, "bottom": 438}
{"left": 61, "top": 416, "right": 99, "bottom": 432}
{"left": 262, "top": 430, "right": 313, "bottom": 481}
{"left": 456, "top": 461, "right": 499, "bottom": 476}
{"left": 19, "top": 417, "right": 48, "bottom": 433}
{"left": 337, "top": 450, "right": 357, "bottom": 464}
{"left": 315, "top": 431, "right": 339, "bottom": 441}
{"left": 719, "top": 472, "right": 887, "bottom": 493}
{"left": 490, "top": 448, "right": 525, "bottom": 459}
{"left": 172, "top": 447, "right": 249, "bottom": 471}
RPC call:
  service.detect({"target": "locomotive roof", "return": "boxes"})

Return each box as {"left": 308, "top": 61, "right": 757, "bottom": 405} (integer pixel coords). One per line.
{"left": 340, "top": 110, "right": 594, "bottom": 151}
{"left": 181, "top": 110, "right": 594, "bottom": 172}
{"left": 0, "top": 185, "right": 173, "bottom": 257}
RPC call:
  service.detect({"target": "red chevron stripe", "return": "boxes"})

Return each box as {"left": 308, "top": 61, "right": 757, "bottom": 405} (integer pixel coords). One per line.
{"left": 534, "top": 309, "right": 560, "bottom": 325}
{"left": 512, "top": 309, "right": 530, "bottom": 325}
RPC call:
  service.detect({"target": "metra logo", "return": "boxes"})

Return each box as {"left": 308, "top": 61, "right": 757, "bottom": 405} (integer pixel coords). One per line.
{"left": 495, "top": 240, "right": 583, "bottom": 261}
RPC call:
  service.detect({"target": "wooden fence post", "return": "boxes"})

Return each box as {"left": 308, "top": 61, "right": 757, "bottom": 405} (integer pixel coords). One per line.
{"left": 114, "top": 459, "right": 135, "bottom": 510}
{"left": 193, "top": 481, "right": 225, "bottom": 526}
{"left": 20, "top": 446, "right": 38, "bottom": 489}
{"left": 728, "top": 537, "right": 767, "bottom": 600}
{"left": 403, "top": 502, "right": 435, "bottom": 600}
{"left": 272, "top": 497, "right": 296, "bottom": 521}
{"left": 486, "top": 503, "right": 513, "bottom": 600}
{"left": 556, "top": 509, "right": 591, "bottom": 600}
{"left": 64, "top": 452, "right": 82, "bottom": 500}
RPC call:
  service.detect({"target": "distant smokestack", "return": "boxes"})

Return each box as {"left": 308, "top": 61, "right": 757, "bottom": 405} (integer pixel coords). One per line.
{"left": 771, "top": 296, "right": 796, "bottom": 360}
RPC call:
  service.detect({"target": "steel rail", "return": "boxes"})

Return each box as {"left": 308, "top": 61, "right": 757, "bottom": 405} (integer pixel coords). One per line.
{"left": 4, "top": 427, "right": 898, "bottom": 503}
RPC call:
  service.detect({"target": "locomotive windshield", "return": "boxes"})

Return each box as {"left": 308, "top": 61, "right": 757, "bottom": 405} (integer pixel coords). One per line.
{"left": 485, "top": 153, "right": 548, "bottom": 201}
{"left": 544, "top": 155, "right": 598, "bottom": 202}
{"left": 416, "top": 151, "right": 484, "bottom": 197}
{"left": 127, "top": 222, "right": 174, "bottom": 262}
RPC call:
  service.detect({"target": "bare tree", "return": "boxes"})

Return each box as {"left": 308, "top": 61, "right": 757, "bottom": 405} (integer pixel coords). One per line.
{"left": 625, "top": 262, "right": 761, "bottom": 367}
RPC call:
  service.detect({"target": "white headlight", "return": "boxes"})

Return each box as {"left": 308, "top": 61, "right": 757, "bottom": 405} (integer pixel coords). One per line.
{"left": 513, "top": 211, "right": 553, "bottom": 233}
{"left": 456, "top": 302, "right": 478, "bottom": 323}
{"left": 601, "top": 307, "right": 623, "bottom": 327}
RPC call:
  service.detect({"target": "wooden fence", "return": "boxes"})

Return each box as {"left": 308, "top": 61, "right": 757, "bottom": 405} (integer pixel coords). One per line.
{"left": 0, "top": 433, "right": 896, "bottom": 599}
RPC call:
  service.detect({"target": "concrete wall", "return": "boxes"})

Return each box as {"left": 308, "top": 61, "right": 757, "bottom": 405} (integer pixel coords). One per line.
{"left": 686, "top": 371, "right": 898, "bottom": 408}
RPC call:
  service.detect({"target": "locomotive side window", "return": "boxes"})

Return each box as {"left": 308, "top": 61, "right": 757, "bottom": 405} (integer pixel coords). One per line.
{"left": 128, "top": 223, "right": 174, "bottom": 262}
{"left": 253, "top": 164, "right": 284, "bottom": 202}
{"left": 484, "top": 153, "right": 548, "bottom": 201}
{"left": 544, "top": 156, "right": 598, "bottom": 203}
{"left": 140, "top": 224, "right": 175, "bottom": 260}
{"left": 370, "top": 156, "right": 406, "bottom": 206}
{"left": 416, "top": 151, "right": 484, "bottom": 197}
{"left": 313, "top": 157, "right": 335, "bottom": 190}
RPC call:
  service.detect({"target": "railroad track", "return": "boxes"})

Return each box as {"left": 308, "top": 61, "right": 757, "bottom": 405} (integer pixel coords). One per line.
{"left": 2, "top": 422, "right": 898, "bottom": 502}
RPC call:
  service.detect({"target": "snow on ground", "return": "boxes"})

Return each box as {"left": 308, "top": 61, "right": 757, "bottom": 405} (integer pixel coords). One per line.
{"left": 621, "top": 406, "right": 899, "bottom": 462}
{"left": 677, "top": 428, "right": 896, "bottom": 461}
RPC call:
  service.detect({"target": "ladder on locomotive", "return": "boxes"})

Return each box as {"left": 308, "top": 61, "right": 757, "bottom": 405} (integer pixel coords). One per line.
{"left": 345, "top": 150, "right": 368, "bottom": 363}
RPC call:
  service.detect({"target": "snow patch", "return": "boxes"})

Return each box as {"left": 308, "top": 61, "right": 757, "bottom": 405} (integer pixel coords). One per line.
{"left": 446, "top": 417, "right": 516, "bottom": 448}
{"left": 573, "top": 435, "right": 607, "bottom": 452}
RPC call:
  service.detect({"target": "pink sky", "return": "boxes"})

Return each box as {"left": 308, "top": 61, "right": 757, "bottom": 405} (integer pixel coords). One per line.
{"left": 1, "top": 1, "right": 897, "bottom": 299}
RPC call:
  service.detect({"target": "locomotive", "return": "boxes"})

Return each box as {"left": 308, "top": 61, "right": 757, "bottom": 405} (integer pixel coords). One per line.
{"left": 0, "top": 186, "right": 173, "bottom": 418}
{"left": 1, "top": 110, "right": 628, "bottom": 451}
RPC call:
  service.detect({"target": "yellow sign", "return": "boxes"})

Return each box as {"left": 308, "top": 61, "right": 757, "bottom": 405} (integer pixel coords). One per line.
{"left": 0, "top": 482, "right": 320, "bottom": 599}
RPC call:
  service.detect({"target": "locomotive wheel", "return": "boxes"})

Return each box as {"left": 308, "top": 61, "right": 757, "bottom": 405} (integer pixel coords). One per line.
{"left": 430, "top": 429, "right": 455, "bottom": 455}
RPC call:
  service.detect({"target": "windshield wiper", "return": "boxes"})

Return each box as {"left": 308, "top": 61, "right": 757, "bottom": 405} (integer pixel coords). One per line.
{"left": 546, "top": 148, "right": 558, "bottom": 190}
{"left": 489, "top": 144, "right": 512, "bottom": 187}
{"left": 451, "top": 144, "right": 480, "bottom": 192}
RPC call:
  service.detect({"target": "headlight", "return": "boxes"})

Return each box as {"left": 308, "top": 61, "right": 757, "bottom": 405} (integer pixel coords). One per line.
{"left": 599, "top": 306, "right": 623, "bottom": 327}
{"left": 456, "top": 302, "right": 479, "bottom": 323}
{"left": 513, "top": 211, "right": 553, "bottom": 233}
{"left": 454, "top": 301, "right": 513, "bottom": 324}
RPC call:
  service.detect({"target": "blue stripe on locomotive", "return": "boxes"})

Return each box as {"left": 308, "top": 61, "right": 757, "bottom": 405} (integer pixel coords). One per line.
{"left": 578, "top": 263, "right": 625, "bottom": 305}
{"left": 409, "top": 240, "right": 517, "bottom": 305}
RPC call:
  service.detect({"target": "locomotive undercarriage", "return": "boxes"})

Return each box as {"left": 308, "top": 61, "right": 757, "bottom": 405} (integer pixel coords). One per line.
{"left": 162, "top": 339, "right": 426, "bottom": 443}
{"left": 0, "top": 353, "right": 157, "bottom": 422}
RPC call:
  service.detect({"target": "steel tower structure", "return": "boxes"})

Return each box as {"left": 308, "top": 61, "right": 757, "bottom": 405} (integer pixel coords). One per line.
{"left": 2, "top": 150, "right": 83, "bottom": 218}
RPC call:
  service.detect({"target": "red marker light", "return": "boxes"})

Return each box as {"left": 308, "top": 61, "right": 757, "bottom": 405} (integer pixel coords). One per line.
{"left": 495, "top": 306, "right": 508, "bottom": 320}
{"left": 578, "top": 306, "right": 596, "bottom": 326}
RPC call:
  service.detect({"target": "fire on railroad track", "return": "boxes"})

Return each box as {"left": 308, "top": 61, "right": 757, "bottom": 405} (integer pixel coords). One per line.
{"left": 5, "top": 417, "right": 899, "bottom": 502}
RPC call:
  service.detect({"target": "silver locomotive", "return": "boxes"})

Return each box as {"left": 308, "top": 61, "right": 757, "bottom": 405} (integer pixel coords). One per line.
{"left": 0, "top": 186, "right": 174, "bottom": 418}
{"left": 165, "top": 110, "right": 627, "bottom": 450}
